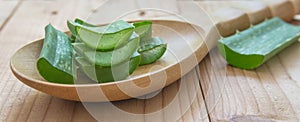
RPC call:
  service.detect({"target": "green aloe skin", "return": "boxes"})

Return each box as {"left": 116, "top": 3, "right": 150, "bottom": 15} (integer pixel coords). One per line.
{"left": 218, "top": 17, "right": 300, "bottom": 69}
{"left": 138, "top": 37, "right": 167, "bottom": 65}
{"left": 133, "top": 21, "right": 167, "bottom": 66}
{"left": 76, "top": 52, "right": 141, "bottom": 83}
{"left": 67, "top": 18, "right": 97, "bottom": 36}
{"left": 133, "top": 21, "right": 152, "bottom": 42}
{"left": 75, "top": 20, "right": 135, "bottom": 51}
{"left": 72, "top": 32, "right": 140, "bottom": 67}
{"left": 67, "top": 18, "right": 97, "bottom": 42}
{"left": 37, "top": 24, "right": 75, "bottom": 84}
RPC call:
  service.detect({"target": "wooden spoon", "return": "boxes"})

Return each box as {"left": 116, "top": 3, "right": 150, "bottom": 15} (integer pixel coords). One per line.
{"left": 10, "top": 20, "right": 208, "bottom": 102}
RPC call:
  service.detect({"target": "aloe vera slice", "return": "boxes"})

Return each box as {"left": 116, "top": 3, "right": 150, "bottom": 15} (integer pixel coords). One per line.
{"left": 67, "top": 18, "right": 96, "bottom": 36}
{"left": 133, "top": 21, "right": 152, "bottom": 42}
{"left": 138, "top": 37, "right": 167, "bottom": 65}
{"left": 76, "top": 20, "right": 134, "bottom": 51}
{"left": 37, "top": 24, "right": 75, "bottom": 84}
{"left": 218, "top": 17, "right": 300, "bottom": 69}
{"left": 73, "top": 32, "right": 140, "bottom": 67}
{"left": 76, "top": 52, "right": 141, "bottom": 83}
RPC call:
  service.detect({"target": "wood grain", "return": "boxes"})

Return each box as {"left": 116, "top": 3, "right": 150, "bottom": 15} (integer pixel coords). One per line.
{"left": 197, "top": 46, "right": 300, "bottom": 121}
{"left": 1, "top": 0, "right": 209, "bottom": 121}
{"left": 2, "top": 0, "right": 300, "bottom": 121}
{"left": 0, "top": 0, "right": 105, "bottom": 121}
{"left": 0, "top": 0, "right": 21, "bottom": 31}
{"left": 194, "top": 1, "right": 273, "bottom": 25}
{"left": 289, "top": 0, "right": 300, "bottom": 14}
{"left": 84, "top": 0, "right": 179, "bottom": 24}
{"left": 259, "top": 0, "right": 295, "bottom": 21}
{"left": 196, "top": 1, "right": 251, "bottom": 34}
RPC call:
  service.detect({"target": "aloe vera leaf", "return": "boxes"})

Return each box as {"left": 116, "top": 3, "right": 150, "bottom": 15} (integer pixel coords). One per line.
{"left": 138, "top": 36, "right": 165, "bottom": 52}
{"left": 138, "top": 37, "right": 167, "bottom": 65}
{"left": 139, "top": 44, "right": 167, "bottom": 65}
{"left": 73, "top": 32, "right": 140, "bottom": 67}
{"left": 76, "top": 52, "right": 141, "bottom": 83}
{"left": 76, "top": 20, "right": 134, "bottom": 51}
{"left": 67, "top": 18, "right": 97, "bottom": 36}
{"left": 218, "top": 17, "right": 300, "bottom": 69}
{"left": 74, "top": 18, "right": 97, "bottom": 27}
{"left": 133, "top": 21, "right": 152, "bottom": 42}
{"left": 37, "top": 24, "right": 75, "bottom": 84}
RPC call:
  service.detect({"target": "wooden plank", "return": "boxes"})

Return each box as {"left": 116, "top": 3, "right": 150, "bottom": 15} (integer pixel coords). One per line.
{"left": 0, "top": 0, "right": 209, "bottom": 121}
{"left": 194, "top": 1, "right": 272, "bottom": 25}
{"left": 0, "top": 0, "right": 20, "bottom": 31}
{"left": 0, "top": 1, "right": 22, "bottom": 120}
{"left": 58, "top": 69, "right": 208, "bottom": 122}
{"left": 81, "top": 69, "right": 209, "bottom": 122}
{"left": 180, "top": 69, "right": 210, "bottom": 122}
{"left": 197, "top": 45, "right": 300, "bottom": 121}
{"left": 176, "top": 1, "right": 252, "bottom": 52}
{"left": 143, "top": 91, "right": 164, "bottom": 122}
{"left": 176, "top": 1, "right": 216, "bottom": 34}
{"left": 86, "top": 0, "right": 179, "bottom": 24}
{"left": 289, "top": 0, "right": 300, "bottom": 14}
{"left": 0, "top": 0, "right": 105, "bottom": 121}
{"left": 135, "top": 0, "right": 179, "bottom": 15}
{"left": 42, "top": 98, "right": 75, "bottom": 122}
{"left": 275, "top": 42, "right": 300, "bottom": 120}
{"left": 162, "top": 80, "right": 182, "bottom": 122}
{"left": 0, "top": 80, "right": 23, "bottom": 121}
{"left": 71, "top": 102, "right": 97, "bottom": 122}
{"left": 4, "top": 85, "right": 33, "bottom": 122}
{"left": 178, "top": 1, "right": 251, "bottom": 37}
{"left": 259, "top": 0, "right": 295, "bottom": 21}
{"left": 21, "top": 92, "right": 52, "bottom": 122}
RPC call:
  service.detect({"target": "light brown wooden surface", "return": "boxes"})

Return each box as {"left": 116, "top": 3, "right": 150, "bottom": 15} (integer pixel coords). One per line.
{"left": 194, "top": 1, "right": 273, "bottom": 25}
{"left": 260, "top": 0, "right": 295, "bottom": 21}
{"left": 0, "top": 0, "right": 20, "bottom": 30}
{"left": 2, "top": 0, "right": 300, "bottom": 122}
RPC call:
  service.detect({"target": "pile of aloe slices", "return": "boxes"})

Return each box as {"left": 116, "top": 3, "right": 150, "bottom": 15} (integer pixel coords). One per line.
{"left": 36, "top": 19, "right": 167, "bottom": 84}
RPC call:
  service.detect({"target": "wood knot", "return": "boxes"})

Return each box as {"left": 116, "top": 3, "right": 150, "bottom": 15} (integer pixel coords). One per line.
{"left": 51, "top": 11, "right": 58, "bottom": 15}
{"left": 91, "top": 9, "right": 98, "bottom": 13}
{"left": 139, "top": 11, "right": 146, "bottom": 16}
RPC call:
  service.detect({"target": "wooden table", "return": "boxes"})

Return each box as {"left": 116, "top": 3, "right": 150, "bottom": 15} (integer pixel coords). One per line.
{"left": 1, "top": 0, "right": 300, "bottom": 121}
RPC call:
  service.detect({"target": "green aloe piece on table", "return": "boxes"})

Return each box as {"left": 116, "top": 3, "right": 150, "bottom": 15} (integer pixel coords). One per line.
{"left": 138, "top": 37, "right": 167, "bottom": 65}
{"left": 218, "top": 17, "right": 300, "bottom": 69}
{"left": 76, "top": 52, "right": 141, "bottom": 83}
{"left": 73, "top": 32, "right": 140, "bottom": 67}
{"left": 76, "top": 20, "right": 134, "bottom": 51}
{"left": 37, "top": 24, "right": 76, "bottom": 84}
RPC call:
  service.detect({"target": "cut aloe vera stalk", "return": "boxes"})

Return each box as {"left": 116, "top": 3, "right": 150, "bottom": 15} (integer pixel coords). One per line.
{"left": 37, "top": 24, "right": 75, "bottom": 84}
{"left": 67, "top": 18, "right": 96, "bottom": 36}
{"left": 138, "top": 37, "right": 167, "bottom": 65}
{"left": 133, "top": 21, "right": 152, "bottom": 42}
{"left": 76, "top": 52, "right": 141, "bottom": 83}
{"left": 76, "top": 20, "right": 134, "bottom": 51}
{"left": 218, "top": 17, "right": 300, "bottom": 69}
{"left": 73, "top": 32, "right": 140, "bottom": 67}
